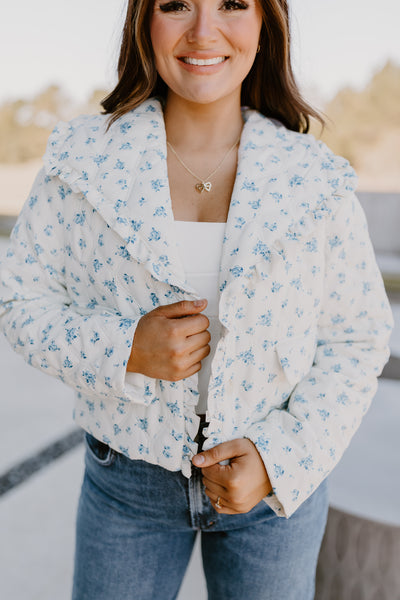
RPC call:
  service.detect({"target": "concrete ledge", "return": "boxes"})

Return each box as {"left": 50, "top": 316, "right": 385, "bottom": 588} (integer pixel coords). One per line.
{"left": 316, "top": 506, "right": 400, "bottom": 599}
{"left": 358, "top": 192, "right": 400, "bottom": 254}
{"left": 382, "top": 355, "right": 400, "bottom": 380}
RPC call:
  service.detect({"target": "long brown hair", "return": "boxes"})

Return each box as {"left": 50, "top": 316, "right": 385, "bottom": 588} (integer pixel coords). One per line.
{"left": 102, "top": 0, "right": 323, "bottom": 132}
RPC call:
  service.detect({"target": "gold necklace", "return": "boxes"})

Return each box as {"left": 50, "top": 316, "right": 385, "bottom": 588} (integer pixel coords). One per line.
{"left": 167, "top": 136, "right": 241, "bottom": 193}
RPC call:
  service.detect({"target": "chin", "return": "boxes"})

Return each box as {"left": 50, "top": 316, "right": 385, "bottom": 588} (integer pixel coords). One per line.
{"left": 171, "top": 86, "right": 240, "bottom": 108}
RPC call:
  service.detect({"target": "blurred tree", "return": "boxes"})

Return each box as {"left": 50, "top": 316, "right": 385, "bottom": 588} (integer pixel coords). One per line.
{"left": 312, "top": 61, "right": 400, "bottom": 190}
{"left": 319, "top": 61, "right": 400, "bottom": 161}
{"left": 0, "top": 85, "right": 108, "bottom": 164}
{"left": 84, "top": 89, "right": 108, "bottom": 115}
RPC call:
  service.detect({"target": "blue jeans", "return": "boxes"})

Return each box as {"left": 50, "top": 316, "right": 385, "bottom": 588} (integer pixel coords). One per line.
{"left": 72, "top": 433, "right": 328, "bottom": 600}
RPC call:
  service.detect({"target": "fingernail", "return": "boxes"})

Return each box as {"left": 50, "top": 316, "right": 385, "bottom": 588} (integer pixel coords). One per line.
{"left": 192, "top": 454, "right": 205, "bottom": 466}
{"left": 193, "top": 299, "right": 205, "bottom": 307}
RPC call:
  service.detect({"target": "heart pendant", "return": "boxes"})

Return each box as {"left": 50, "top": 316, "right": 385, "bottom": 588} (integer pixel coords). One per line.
{"left": 195, "top": 181, "right": 212, "bottom": 193}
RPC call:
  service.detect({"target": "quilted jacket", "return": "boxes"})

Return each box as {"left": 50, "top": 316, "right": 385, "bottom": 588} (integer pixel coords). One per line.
{"left": 0, "top": 98, "right": 393, "bottom": 517}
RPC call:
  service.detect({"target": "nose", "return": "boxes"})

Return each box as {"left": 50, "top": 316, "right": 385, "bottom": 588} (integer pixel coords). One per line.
{"left": 187, "top": 7, "right": 218, "bottom": 45}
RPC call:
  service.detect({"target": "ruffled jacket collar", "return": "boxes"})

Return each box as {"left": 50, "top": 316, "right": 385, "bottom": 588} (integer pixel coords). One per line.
{"left": 43, "top": 97, "right": 357, "bottom": 322}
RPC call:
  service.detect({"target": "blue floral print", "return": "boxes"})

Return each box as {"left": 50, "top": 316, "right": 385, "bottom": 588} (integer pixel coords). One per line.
{"left": 0, "top": 99, "right": 393, "bottom": 518}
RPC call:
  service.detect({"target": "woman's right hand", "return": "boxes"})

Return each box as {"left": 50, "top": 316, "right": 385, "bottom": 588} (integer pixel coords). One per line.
{"left": 127, "top": 299, "right": 211, "bottom": 381}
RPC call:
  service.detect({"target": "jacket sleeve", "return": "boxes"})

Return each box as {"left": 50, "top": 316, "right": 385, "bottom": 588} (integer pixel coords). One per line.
{"left": 246, "top": 189, "right": 393, "bottom": 518}
{"left": 0, "top": 167, "right": 152, "bottom": 405}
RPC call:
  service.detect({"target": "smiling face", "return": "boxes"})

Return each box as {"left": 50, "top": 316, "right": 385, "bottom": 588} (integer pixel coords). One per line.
{"left": 150, "top": 0, "right": 263, "bottom": 108}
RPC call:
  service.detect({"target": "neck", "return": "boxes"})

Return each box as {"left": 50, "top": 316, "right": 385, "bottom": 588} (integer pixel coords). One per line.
{"left": 163, "top": 92, "right": 244, "bottom": 151}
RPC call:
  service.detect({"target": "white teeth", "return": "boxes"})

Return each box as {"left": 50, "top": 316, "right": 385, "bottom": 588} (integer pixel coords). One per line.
{"left": 182, "top": 56, "right": 226, "bottom": 66}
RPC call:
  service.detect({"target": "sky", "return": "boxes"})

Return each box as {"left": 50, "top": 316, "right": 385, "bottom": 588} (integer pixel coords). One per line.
{"left": 1, "top": 0, "right": 399, "bottom": 109}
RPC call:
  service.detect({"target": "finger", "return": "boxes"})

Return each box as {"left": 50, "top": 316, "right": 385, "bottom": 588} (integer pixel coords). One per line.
{"left": 155, "top": 299, "right": 208, "bottom": 319}
{"left": 175, "top": 313, "right": 210, "bottom": 337}
{"left": 202, "top": 476, "right": 227, "bottom": 496}
{"left": 214, "top": 506, "right": 242, "bottom": 515}
{"left": 203, "top": 489, "right": 242, "bottom": 515}
{"left": 181, "top": 361, "right": 203, "bottom": 379}
{"left": 186, "top": 341, "right": 210, "bottom": 364}
{"left": 204, "top": 485, "right": 254, "bottom": 515}
{"left": 201, "top": 462, "right": 237, "bottom": 490}
{"left": 171, "top": 332, "right": 210, "bottom": 369}
{"left": 192, "top": 439, "right": 245, "bottom": 468}
{"left": 201, "top": 454, "right": 249, "bottom": 490}
{"left": 205, "top": 489, "right": 229, "bottom": 510}
{"left": 185, "top": 330, "right": 211, "bottom": 353}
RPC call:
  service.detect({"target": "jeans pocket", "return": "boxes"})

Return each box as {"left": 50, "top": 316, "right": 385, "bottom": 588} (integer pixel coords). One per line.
{"left": 85, "top": 432, "right": 117, "bottom": 467}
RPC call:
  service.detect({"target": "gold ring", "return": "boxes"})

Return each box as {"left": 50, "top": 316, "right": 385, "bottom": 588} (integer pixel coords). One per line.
{"left": 215, "top": 496, "right": 222, "bottom": 509}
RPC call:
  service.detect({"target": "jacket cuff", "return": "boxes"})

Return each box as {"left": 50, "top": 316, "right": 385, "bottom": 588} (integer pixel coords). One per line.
{"left": 124, "top": 371, "right": 157, "bottom": 404}
{"left": 245, "top": 426, "right": 290, "bottom": 518}
{"left": 96, "top": 314, "right": 156, "bottom": 405}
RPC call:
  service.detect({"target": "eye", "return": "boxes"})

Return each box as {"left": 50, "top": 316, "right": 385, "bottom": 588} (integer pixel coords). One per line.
{"left": 158, "top": 0, "right": 189, "bottom": 12}
{"left": 221, "top": 0, "right": 249, "bottom": 10}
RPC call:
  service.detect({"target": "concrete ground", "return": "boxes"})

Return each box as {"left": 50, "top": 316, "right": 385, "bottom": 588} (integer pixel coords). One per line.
{"left": 1, "top": 233, "right": 399, "bottom": 599}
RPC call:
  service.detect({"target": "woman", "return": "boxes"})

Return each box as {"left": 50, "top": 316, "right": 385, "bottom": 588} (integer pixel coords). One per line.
{"left": 0, "top": 0, "right": 393, "bottom": 598}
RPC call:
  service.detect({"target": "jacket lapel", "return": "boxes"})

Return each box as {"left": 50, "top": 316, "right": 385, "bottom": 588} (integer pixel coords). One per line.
{"left": 219, "top": 111, "right": 298, "bottom": 304}
{"left": 92, "top": 100, "right": 194, "bottom": 292}
{"left": 45, "top": 99, "right": 194, "bottom": 293}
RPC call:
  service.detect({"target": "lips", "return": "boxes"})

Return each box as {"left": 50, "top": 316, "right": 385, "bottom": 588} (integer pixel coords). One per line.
{"left": 179, "top": 56, "right": 227, "bottom": 66}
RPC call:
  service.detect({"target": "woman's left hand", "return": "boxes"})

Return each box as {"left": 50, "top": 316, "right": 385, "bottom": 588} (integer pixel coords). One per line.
{"left": 192, "top": 439, "right": 272, "bottom": 514}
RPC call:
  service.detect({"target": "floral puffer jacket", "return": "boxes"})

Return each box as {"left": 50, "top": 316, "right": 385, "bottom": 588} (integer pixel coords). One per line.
{"left": 0, "top": 99, "right": 393, "bottom": 517}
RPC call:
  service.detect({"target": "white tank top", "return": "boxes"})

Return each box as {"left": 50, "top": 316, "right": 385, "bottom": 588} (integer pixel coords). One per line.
{"left": 175, "top": 220, "right": 225, "bottom": 415}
